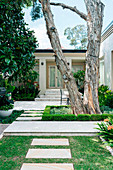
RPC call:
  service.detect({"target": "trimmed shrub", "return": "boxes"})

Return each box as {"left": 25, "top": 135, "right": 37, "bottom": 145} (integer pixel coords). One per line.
{"left": 77, "top": 114, "right": 91, "bottom": 121}
{"left": 101, "top": 114, "right": 113, "bottom": 120}
{"left": 42, "top": 114, "right": 76, "bottom": 121}
{"left": 43, "top": 106, "right": 51, "bottom": 114}
{"left": 90, "top": 114, "right": 102, "bottom": 121}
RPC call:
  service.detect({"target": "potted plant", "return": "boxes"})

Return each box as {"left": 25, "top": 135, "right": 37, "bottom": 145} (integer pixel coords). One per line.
{"left": 0, "top": 94, "right": 14, "bottom": 118}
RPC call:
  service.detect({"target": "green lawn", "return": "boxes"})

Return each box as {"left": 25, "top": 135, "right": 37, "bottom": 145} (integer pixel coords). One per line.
{"left": 0, "top": 136, "right": 113, "bottom": 170}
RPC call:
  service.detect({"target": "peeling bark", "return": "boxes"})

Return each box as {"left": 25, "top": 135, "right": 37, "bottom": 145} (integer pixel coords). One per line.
{"left": 83, "top": 0, "right": 104, "bottom": 114}
{"left": 40, "top": 0, "right": 86, "bottom": 115}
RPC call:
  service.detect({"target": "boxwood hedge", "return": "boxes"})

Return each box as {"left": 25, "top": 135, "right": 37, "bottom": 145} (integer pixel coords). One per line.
{"left": 42, "top": 106, "right": 113, "bottom": 121}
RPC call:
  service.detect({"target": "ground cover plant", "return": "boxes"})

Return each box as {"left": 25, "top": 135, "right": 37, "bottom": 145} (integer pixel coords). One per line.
{"left": 97, "top": 117, "right": 113, "bottom": 147}
{"left": 43, "top": 105, "right": 71, "bottom": 114}
{"left": 50, "top": 107, "right": 72, "bottom": 115}
{"left": 0, "top": 136, "right": 113, "bottom": 170}
{"left": 0, "top": 110, "right": 24, "bottom": 124}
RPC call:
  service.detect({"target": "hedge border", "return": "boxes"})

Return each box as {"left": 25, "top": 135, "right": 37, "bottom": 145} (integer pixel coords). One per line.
{"left": 43, "top": 105, "right": 113, "bottom": 121}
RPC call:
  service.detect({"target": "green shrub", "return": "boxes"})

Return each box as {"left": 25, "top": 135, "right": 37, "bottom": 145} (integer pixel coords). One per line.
{"left": 90, "top": 114, "right": 102, "bottom": 121}
{"left": 16, "top": 97, "right": 34, "bottom": 101}
{"left": 43, "top": 106, "right": 51, "bottom": 114}
{"left": 42, "top": 114, "right": 76, "bottom": 121}
{"left": 77, "top": 114, "right": 91, "bottom": 121}
{"left": 101, "top": 114, "right": 113, "bottom": 120}
{"left": 100, "top": 105, "right": 113, "bottom": 113}
{"left": 12, "top": 84, "right": 40, "bottom": 101}
{"left": 104, "top": 91, "right": 113, "bottom": 108}
{"left": 0, "top": 104, "right": 14, "bottom": 110}
{"left": 98, "top": 85, "right": 113, "bottom": 108}
{"left": 42, "top": 111, "right": 113, "bottom": 121}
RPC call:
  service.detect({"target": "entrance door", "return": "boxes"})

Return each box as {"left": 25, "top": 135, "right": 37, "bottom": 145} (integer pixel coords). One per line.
{"left": 49, "top": 66, "right": 63, "bottom": 88}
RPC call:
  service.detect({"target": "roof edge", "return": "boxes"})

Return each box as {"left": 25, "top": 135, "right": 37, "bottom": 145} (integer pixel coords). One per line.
{"left": 35, "top": 49, "right": 86, "bottom": 53}
{"left": 102, "top": 21, "right": 113, "bottom": 36}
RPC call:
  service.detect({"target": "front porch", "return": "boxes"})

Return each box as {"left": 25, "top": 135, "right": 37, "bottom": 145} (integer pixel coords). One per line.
{"left": 34, "top": 49, "right": 86, "bottom": 95}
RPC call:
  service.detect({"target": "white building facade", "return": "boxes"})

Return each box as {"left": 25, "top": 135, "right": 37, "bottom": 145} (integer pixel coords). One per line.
{"left": 100, "top": 21, "right": 113, "bottom": 90}
{"left": 34, "top": 49, "right": 86, "bottom": 95}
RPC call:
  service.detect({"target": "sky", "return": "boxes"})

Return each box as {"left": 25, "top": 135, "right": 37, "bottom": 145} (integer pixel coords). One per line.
{"left": 23, "top": 0, "right": 113, "bottom": 49}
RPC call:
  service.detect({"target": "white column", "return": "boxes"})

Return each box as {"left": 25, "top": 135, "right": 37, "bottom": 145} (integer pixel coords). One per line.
{"left": 39, "top": 58, "right": 46, "bottom": 95}
{"left": 64, "top": 58, "right": 72, "bottom": 89}
{"left": 66, "top": 58, "right": 72, "bottom": 70}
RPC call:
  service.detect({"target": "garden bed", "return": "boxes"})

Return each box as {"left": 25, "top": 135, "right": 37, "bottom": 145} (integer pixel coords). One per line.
{"left": 42, "top": 105, "right": 113, "bottom": 121}
{"left": 0, "top": 110, "right": 24, "bottom": 124}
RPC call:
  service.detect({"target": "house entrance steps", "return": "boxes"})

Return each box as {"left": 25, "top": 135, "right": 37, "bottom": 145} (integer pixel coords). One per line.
{"left": 35, "top": 89, "right": 68, "bottom": 101}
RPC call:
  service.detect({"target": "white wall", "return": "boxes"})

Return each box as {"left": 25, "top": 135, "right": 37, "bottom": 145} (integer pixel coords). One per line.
{"left": 100, "top": 33, "right": 113, "bottom": 90}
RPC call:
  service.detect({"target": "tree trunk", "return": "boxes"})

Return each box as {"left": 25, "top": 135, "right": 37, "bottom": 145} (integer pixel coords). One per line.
{"left": 83, "top": 0, "right": 104, "bottom": 114}
{"left": 41, "top": 0, "right": 86, "bottom": 115}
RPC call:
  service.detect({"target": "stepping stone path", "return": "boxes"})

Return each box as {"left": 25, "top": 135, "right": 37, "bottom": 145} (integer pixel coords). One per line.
{"left": 31, "top": 138, "right": 69, "bottom": 146}
{"left": 21, "top": 138, "right": 74, "bottom": 170}
{"left": 21, "top": 163, "right": 74, "bottom": 170}
{"left": 24, "top": 111, "right": 43, "bottom": 113}
{"left": 26, "top": 148, "right": 71, "bottom": 159}
{"left": 16, "top": 110, "right": 43, "bottom": 121}
{"left": 20, "top": 114, "right": 43, "bottom": 117}
{"left": 16, "top": 117, "right": 42, "bottom": 121}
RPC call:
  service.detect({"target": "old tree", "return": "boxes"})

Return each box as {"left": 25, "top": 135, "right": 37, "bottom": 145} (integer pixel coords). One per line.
{"left": 38, "top": 0, "right": 104, "bottom": 115}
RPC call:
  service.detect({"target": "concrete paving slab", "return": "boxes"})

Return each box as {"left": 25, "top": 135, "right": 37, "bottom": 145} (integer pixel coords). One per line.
{"left": 31, "top": 138, "right": 69, "bottom": 146}
{"left": 14, "top": 101, "right": 66, "bottom": 110}
{"left": 0, "top": 124, "right": 9, "bottom": 135}
{"left": 21, "top": 163, "right": 74, "bottom": 170}
{"left": 4, "top": 121, "right": 99, "bottom": 136}
{"left": 26, "top": 149, "right": 71, "bottom": 158}
{"left": 20, "top": 114, "right": 43, "bottom": 117}
{"left": 24, "top": 111, "right": 43, "bottom": 113}
{"left": 16, "top": 117, "right": 42, "bottom": 121}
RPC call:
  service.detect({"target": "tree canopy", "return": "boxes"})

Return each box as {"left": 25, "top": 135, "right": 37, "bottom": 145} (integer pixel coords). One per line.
{"left": 64, "top": 25, "right": 87, "bottom": 49}
{"left": 0, "top": 0, "right": 38, "bottom": 81}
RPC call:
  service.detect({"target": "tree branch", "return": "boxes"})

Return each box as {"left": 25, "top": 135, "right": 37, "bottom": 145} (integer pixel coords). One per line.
{"left": 50, "top": 2, "right": 87, "bottom": 21}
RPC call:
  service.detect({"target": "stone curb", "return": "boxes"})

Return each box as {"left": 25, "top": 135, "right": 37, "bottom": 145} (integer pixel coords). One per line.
{"left": 0, "top": 133, "right": 3, "bottom": 139}
{"left": 99, "top": 136, "right": 113, "bottom": 156}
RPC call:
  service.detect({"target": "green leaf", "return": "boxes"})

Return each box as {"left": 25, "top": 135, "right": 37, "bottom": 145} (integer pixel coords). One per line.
{"left": 5, "top": 58, "right": 10, "bottom": 64}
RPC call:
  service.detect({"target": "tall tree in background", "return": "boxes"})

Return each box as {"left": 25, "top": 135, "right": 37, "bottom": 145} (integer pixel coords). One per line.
{"left": 64, "top": 25, "right": 87, "bottom": 49}
{"left": 0, "top": 0, "right": 37, "bottom": 82}
{"left": 40, "top": 0, "right": 104, "bottom": 115}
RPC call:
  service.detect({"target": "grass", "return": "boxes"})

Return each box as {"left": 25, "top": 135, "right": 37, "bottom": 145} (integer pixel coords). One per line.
{"left": 0, "top": 136, "right": 113, "bottom": 170}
